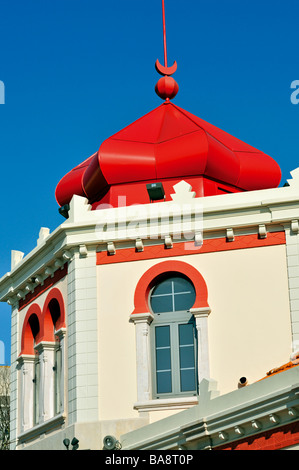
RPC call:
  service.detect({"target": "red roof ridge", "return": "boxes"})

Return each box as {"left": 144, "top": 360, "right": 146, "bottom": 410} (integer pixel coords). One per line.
{"left": 258, "top": 354, "right": 299, "bottom": 382}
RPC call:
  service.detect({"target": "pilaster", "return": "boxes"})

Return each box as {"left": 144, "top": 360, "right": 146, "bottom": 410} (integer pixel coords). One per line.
{"left": 9, "top": 300, "right": 19, "bottom": 448}
{"left": 67, "top": 246, "right": 99, "bottom": 424}
{"left": 16, "top": 354, "right": 35, "bottom": 433}
{"left": 129, "top": 312, "right": 154, "bottom": 403}
{"left": 55, "top": 327, "right": 67, "bottom": 415}
{"left": 284, "top": 223, "right": 299, "bottom": 351}
{"left": 35, "top": 341, "right": 56, "bottom": 423}
{"left": 190, "top": 307, "right": 211, "bottom": 389}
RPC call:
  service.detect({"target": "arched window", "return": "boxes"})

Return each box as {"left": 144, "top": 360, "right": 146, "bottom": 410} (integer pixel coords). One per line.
{"left": 21, "top": 305, "right": 42, "bottom": 355}
{"left": 28, "top": 314, "right": 40, "bottom": 343}
{"left": 150, "top": 274, "right": 196, "bottom": 314}
{"left": 42, "top": 289, "right": 66, "bottom": 418}
{"left": 150, "top": 274, "right": 198, "bottom": 398}
{"left": 48, "top": 299, "right": 62, "bottom": 415}
{"left": 48, "top": 298, "right": 61, "bottom": 329}
{"left": 130, "top": 261, "right": 211, "bottom": 407}
{"left": 19, "top": 289, "right": 66, "bottom": 432}
{"left": 42, "top": 288, "right": 66, "bottom": 342}
{"left": 24, "top": 313, "right": 41, "bottom": 425}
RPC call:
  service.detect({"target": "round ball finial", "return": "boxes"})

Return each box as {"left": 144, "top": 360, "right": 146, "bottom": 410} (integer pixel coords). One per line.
{"left": 155, "top": 76, "right": 179, "bottom": 101}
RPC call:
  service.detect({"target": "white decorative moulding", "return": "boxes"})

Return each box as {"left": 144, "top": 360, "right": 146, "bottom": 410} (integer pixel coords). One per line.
{"left": 170, "top": 180, "right": 196, "bottom": 203}
{"left": 291, "top": 219, "right": 299, "bottom": 234}
{"left": 164, "top": 235, "right": 173, "bottom": 249}
{"left": 107, "top": 242, "right": 116, "bottom": 255}
{"left": 79, "top": 244, "right": 88, "bottom": 257}
{"left": 11, "top": 250, "right": 24, "bottom": 270}
{"left": 287, "top": 167, "right": 299, "bottom": 187}
{"left": 135, "top": 238, "right": 144, "bottom": 252}
{"left": 226, "top": 228, "right": 234, "bottom": 242}
{"left": 37, "top": 227, "right": 50, "bottom": 246}
{"left": 258, "top": 224, "right": 267, "bottom": 239}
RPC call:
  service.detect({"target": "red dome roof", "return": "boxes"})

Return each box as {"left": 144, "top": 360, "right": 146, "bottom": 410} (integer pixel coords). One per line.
{"left": 55, "top": 101, "right": 281, "bottom": 208}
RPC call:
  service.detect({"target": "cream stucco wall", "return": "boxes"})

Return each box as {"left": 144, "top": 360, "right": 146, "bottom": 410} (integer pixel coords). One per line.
{"left": 97, "top": 262, "right": 139, "bottom": 421}
{"left": 16, "top": 242, "right": 292, "bottom": 438}
{"left": 96, "top": 243, "right": 292, "bottom": 421}
{"left": 199, "top": 244, "right": 292, "bottom": 394}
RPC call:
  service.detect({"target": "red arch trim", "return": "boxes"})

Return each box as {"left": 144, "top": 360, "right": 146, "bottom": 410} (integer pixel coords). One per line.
{"left": 20, "top": 303, "right": 43, "bottom": 355}
{"left": 41, "top": 287, "right": 66, "bottom": 342}
{"left": 132, "top": 260, "right": 209, "bottom": 315}
{"left": 20, "top": 287, "right": 66, "bottom": 355}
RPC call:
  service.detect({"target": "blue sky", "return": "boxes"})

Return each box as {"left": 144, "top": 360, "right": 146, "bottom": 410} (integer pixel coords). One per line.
{"left": 0, "top": 0, "right": 299, "bottom": 364}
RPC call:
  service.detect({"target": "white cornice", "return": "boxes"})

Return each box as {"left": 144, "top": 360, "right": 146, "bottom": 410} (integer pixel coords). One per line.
{"left": 121, "top": 366, "right": 299, "bottom": 450}
{"left": 1, "top": 171, "right": 299, "bottom": 304}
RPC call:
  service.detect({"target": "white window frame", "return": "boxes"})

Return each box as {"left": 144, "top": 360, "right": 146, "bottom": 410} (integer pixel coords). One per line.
{"left": 17, "top": 328, "right": 67, "bottom": 440}
{"left": 151, "top": 311, "right": 198, "bottom": 399}
{"left": 130, "top": 285, "right": 211, "bottom": 412}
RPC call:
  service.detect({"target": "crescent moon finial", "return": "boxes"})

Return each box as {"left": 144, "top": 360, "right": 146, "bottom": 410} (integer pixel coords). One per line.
{"left": 155, "top": 59, "right": 177, "bottom": 77}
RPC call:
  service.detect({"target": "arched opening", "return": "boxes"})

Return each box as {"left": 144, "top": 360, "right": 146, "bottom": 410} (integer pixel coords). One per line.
{"left": 42, "top": 288, "right": 66, "bottom": 342}
{"left": 20, "top": 305, "right": 42, "bottom": 355}
{"left": 149, "top": 273, "right": 198, "bottom": 397}
{"left": 19, "top": 289, "right": 67, "bottom": 430}
{"left": 131, "top": 261, "right": 211, "bottom": 401}
{"left": 132, "top": 260, "right": 209, "bottom": 316}
{"left": 48, "top": 298, "right": 61, "bottom": 327}
{"left": 149, "top": 273, "right": 196, "bottom": 314}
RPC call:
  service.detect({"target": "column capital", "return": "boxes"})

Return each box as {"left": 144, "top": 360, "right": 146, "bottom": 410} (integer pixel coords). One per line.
{"left": 55, "top": 327, "right": 67, "bottom": 340}
{"left": 189, "top": 306, "right": 211, "bottom": 318}
{"left": 34, "top": 341, "right": 57, "bottom": 354}
{"left": 129, "top": 312, "right": 154, "bottom": 325}
{"left": 17, "top": 354, "right": 36, "bottom": 365}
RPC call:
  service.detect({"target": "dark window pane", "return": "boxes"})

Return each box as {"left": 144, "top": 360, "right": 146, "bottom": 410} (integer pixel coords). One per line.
{"left": 156, "top": 348, "right": 171, "bottom": 371}
{"left": 150, "top": 275, "right": 195, "bottom": 314}
{"left": 179, "top": 324, "right": 194, "bottom": 345}
{"left": 179, "top": 324, "right": 196, "bottom": 392}
{"left": 155, "top": 326, "right": 170, "bottom": 348}
{"left": 180, "top": 368, "right": 196, "bottom": 392}
{"left": 151, "top": 295, "right": 173, "bottom": 314}
{"left": 173, "top": 276, "right": 194, "bottom": 294}
{"left": 179, "top": 346, "right": 195, "bottom": 369}
{"left": 174, "top": 292, "right": 195, "bottom": 311}
{"left": 156, "top": 326, "right": 172, "bottom": 394}
{"left": 152, "top": 278, "right": 173, "bottom": 296}
{"left": 157, "top": 371, "right": 172, "bottom": 394}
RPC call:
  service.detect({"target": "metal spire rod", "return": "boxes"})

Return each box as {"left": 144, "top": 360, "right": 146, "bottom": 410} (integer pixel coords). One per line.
{"left": 155, "top": 0, "right": 177, "bottom": 80}
{"left": 162, "top": 0, "right": 168, "bottom": 67}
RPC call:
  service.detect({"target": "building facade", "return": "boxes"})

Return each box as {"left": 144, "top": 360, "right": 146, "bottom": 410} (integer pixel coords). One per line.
{"left": 1, "top": 79, "right": 299, "bottom": 450}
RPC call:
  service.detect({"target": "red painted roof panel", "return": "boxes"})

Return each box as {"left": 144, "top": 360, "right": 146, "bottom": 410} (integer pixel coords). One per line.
{"left": 55, "top": 102, "right": 281, "bottom": 207}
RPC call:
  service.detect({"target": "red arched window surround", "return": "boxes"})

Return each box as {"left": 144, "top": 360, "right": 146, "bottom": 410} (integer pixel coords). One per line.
{"left": 20, "top": 288, "right": 66, "bottom": 354}
{"left": 131, "top": 260, "right": 209, "bottom": 315}
{"left": 41, "top": 287, "right": 66, "bottom": 342}
{"left": 20, "top": 304, "right": 42, "bottom": 355}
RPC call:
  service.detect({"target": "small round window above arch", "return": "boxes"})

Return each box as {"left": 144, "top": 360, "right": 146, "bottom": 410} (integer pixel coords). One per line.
{"left": 150, "top": 274, "right": 196, "bottom": 314}
{"left": 131, "top": 260, "right": 209, "bottom": 316}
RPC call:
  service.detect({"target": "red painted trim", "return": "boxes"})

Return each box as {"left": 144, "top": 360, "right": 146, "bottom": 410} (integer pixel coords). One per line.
{"left": 18, "top": 263, "right": 68, "bottom": 311}
{"left": 96, "top": 231, "right": 286, "bottom": 265}
{"left": 20, "top": 286, "right": 66, "bottom": 355}
{"left": 20, "top": 303, "right": 43, "bottom": 355}
{"left": 132, "top": 260, "right": 209, "bottom": 315}
{"left": 41, "top": 287, "right": 66, "bottom": 342}
{"left": 216, "top": 421, "right": 299, "bottom": 451}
